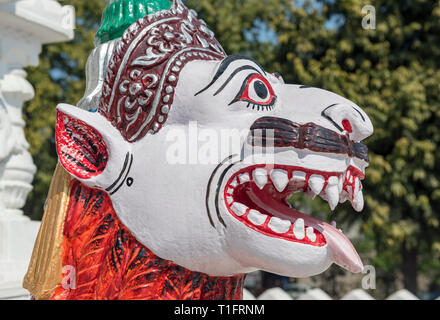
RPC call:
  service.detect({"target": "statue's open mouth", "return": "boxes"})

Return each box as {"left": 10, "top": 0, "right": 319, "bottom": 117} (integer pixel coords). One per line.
{"left": 223, "top": 163, "right": 365, "bottom": 273}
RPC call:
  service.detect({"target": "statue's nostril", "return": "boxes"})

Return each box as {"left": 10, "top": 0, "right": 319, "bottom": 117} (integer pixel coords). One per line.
{"left": 342, "top": 119, "right": 353, "bottom": 133}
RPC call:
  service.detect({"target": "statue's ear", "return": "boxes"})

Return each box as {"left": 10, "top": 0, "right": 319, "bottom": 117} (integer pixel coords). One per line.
{"left": 56, "top": 104, "right": 130, "bottom": 191}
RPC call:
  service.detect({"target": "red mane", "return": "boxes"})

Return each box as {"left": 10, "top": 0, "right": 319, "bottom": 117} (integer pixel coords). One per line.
{"left": 52, "top": 181, "right": 245, "bottom": 300}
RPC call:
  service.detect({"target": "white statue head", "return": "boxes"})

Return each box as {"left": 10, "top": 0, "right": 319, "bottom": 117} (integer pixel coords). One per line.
{"left": 55, "top": 0, "right": 373, "bottom": 278}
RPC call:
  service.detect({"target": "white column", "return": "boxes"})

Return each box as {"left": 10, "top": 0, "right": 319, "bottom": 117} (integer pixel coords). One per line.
{"left": 0, "top": 0, "right": 75, "bottom": 297}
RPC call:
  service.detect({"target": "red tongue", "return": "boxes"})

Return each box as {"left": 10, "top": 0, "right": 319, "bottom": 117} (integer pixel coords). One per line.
{"left": 272, "top": 204, "right": 364, "bottom": 273}
{"left": 321, "top": 222, "right": 363, "bottom": 273}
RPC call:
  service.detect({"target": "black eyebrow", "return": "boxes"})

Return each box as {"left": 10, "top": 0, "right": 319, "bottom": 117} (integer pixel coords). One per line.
{"left": 322, "top": 104, "right": 344, "bottom": 132}
{"left": 321, "top": 103, "right": 366, "bottom": 132}
{"left": 195, "top": 55, "right": 266, "bottom": 96}
{"left": 351, "top": 106, "right": 366, "bottom": 122}
{"left": 213, "top": 65, "right": 262, "bottom": 96}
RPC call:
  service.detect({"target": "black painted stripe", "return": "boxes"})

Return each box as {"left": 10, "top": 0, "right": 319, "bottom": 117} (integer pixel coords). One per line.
{"left": 213, "top": 66, "right": 262, "bottom": 96}
{"left": 110, "top": 154, "right": 133, "bottom": 196}
{"left": 205, "top": 155, "right": 236, "bottom": 229}
{"left": 61, "top": 152, "right": 97, "bottom": 173}
{"left": 106, "top": 152, "right": 130, "bottom": 192}
{"left": 195, "top": 55, "right": 266, "bottom": 96}
{"left": 214, "top": 158, "right": 242, "bottom": 229}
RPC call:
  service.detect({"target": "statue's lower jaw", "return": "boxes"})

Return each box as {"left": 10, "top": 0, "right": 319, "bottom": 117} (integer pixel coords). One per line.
{"left": 52, "top": 180, "right": 245, "bottom": 300}
{"left": 223, "top": 164, "right": 363, "bottom": 274}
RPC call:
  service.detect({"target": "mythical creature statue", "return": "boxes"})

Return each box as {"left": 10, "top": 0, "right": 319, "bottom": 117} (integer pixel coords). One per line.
{"left": 24, "top": 0, "right": 373, "bottom": 300}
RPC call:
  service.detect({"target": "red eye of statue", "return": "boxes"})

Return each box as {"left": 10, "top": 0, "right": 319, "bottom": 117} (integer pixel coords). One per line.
{"left": 234, "top": 74, "right": 276, "bottom": 110}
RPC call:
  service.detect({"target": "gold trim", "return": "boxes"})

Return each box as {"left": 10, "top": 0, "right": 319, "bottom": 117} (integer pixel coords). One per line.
{"left": 23, "top": 163, "right": 71, "bottom": 300}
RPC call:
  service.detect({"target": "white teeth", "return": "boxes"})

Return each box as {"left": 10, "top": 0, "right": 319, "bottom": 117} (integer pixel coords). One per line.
{"left": 247, "top": 209, "right": 267, "bottom": 226}
{"left": 308, "top": 174, "right": 325, "bottom": 195}
{"left": 230, "top": 166, "right": 364, "bottom": 227}
{"left": 328, "top": 176, "right": 339, "bottom": 187}
{"left": 231, "top": 202, "right": 248, "bottom": 216}
{"left": 252, "top": 168, "right": 268, "bottom": 190}
{"left": 293, "top": 218, "right": 305, "bottom": 239}
{"left": 326, "top": 185, "right": 340, "bottom": 211}
{"left": 270, "top": 169, "right": 289, "bottom": 192}
{"left": 325, "top": 177, "right": 340, "bottom": 211}
{"left": 338, "top": 175, "right": 344, "bottom": 193}
{"left": 239, "top": 173, "right": 250, "bottom": 184}
{"left": 352, "top": 191, "right": 364, "bottom": 212}
{"left": 353, "top": 177, "right": 361, "bottom": 198}
{"left": 268, "top": 217, "right": 291, "bottom": 234}
{"left": 339, "top": 192, "right": 349, "bottom": 204}
{"left": 292, "top": 171, "right": 306, "bottom": 182}
{"left": 306, "top": 227, "right": 316, "bottom": 242}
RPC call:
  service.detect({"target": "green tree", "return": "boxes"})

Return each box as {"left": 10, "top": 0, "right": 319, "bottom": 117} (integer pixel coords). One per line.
{"left": 318, "top": 0, "right": 440, "bottom": 296}
{"left": 24, "top": 0, "right": 440, "bottom": 296}
{"left": 23, "top": 0, "right": 106, "bottom": 219}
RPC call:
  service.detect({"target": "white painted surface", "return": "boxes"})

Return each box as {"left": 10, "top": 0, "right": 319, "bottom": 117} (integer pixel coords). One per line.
{"left": 0, "top": 0, "right": 74, "bottom": 44}
{"left": 386, "top": 289, "right": 419, "bottom": 300}
{"left": 257, "top": 287, "right": 292, "bottom": 300}
{"left": 0, "top": 0, "right": 74, "bottom": 296}
{"left": 341, "top": 289, "right": 374, "bottom": 300}
{"left": 297, "top": 288, "right": 332, "bottom": 300}
{"left": 0, "top": 282, "right": 31, "bottom": 300}
{"left": 242, "top": 288, "right": 256, "bottom": 300}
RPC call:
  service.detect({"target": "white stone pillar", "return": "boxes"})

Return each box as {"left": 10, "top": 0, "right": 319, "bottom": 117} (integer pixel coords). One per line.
{"left": 0, "top": 0, "right": 74, "bottom": 297}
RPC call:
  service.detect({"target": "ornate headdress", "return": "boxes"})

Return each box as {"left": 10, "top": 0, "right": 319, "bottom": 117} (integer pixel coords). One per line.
{"left": 97, "top": 0, "right": 227, "bottom": 142}
{"left": 95, "top": 0, "right": 173, "bottom": 46}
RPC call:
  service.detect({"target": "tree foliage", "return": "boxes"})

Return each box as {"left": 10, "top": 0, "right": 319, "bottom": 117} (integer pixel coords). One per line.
{"left": 24, "top": 0, "right": 440, "bottom": 296}
{"left": 23, "top": 0, "right": 106, "bottom": 219}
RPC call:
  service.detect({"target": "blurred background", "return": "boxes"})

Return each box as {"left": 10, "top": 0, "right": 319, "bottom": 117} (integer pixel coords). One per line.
{"left": 2, "top": 0, "right": 439, "bottom": 299}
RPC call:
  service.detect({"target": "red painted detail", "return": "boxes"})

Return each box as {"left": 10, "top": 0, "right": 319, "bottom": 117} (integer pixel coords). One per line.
{"left": 52, "top": 181, "right": 245, "bottom": 300}
{"left": 347, "top": 165, "right": 365, "bottom": 180}
{"left": 56, "top": 111, "right": 108, "bottom": 180}
{"left": 98, "top": 4, "right": 226, "bottom": 142}
{"left": 342, "top": 165, "right": 365, "bottom": 200}
{"left": 223, "top": 164, "right": 335, "bottom": 247}
{"left": 342, "top": 119, "right": 353, "bottom": 133}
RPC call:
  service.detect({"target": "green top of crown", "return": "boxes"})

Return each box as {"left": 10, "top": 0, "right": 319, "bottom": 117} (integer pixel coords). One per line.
{"left": 95, "top": 0, "right": 172, "bottom": 46}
